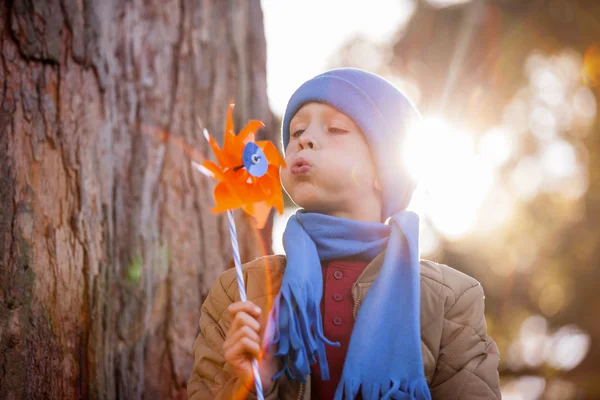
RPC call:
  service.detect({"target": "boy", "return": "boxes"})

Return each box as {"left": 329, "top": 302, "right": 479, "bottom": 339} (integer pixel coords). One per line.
{"left": 188, "top": 68, "right": 501, "bottom": 399}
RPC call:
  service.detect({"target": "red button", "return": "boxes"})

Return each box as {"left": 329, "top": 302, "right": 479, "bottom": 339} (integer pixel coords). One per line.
{"left": 333, "top": 270, "right": 344, "bottom": 280}
{"left": 333, "top": 316, "right": 343, "bottom": 326}
{"left": 333, "top": 294, "right": 343, "bottom": 301}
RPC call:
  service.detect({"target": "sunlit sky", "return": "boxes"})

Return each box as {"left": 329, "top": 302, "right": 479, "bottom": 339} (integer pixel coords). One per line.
{"left": 261, "top": 0, "right": 415, "bottom": 116}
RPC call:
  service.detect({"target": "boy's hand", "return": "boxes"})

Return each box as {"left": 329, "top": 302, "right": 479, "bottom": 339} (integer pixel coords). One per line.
{"left": 223, "top": 301, "right": 281, "bottom": 394}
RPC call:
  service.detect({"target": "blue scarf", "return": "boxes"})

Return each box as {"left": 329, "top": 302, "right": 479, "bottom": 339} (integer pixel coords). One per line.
{"left": 265, "top": 210, "right": 432, "bottom": 400}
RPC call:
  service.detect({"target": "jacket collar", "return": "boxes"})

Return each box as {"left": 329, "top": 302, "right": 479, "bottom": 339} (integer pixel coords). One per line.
{"left": 354, "top": 249, "right": 386, "bottom": 285}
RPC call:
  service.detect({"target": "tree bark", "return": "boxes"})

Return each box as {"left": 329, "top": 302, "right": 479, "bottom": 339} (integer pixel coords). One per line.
{"left": 0, "top": 0, "right": 274, "bottom": 398}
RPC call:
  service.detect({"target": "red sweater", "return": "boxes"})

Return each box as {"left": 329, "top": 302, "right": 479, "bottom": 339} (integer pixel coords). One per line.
{"left": 310, "top": 260, "right": 369, "bottom": 400}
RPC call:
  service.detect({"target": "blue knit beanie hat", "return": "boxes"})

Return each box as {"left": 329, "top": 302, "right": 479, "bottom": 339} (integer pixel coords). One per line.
{"left": 281, "top": 68, "right": 421, "bottom": 219}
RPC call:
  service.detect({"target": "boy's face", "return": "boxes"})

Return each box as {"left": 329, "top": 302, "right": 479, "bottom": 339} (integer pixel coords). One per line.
{"left": 281, "top": 102, "right": 381, "bottom": 217}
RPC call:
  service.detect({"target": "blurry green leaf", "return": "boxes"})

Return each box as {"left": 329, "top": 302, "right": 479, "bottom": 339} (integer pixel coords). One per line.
{"left": 127, "top": 253, "right": 143, "bottom": 283}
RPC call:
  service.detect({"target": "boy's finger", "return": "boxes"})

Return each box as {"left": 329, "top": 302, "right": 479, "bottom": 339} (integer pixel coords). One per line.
{"left": 228, "top": 301, "right": 261, "bottom": 318}
{"left": 225, "top": 336, "right": 261, "bottom": 363}
{"left": 237, "top": 337, "right": 262, "bottom": 359}
{"left": 230, "top": 311, "right": 260, "bottom": 333}
{"left": 230, "top": 325, "right": 261, "bottom": 345}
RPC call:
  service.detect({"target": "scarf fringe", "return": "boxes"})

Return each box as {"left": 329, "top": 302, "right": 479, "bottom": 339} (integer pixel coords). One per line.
{"left": 333, "top": 377, "right": 431, "bottom": 400}
{"left": 266, "top": 281, "right": 340, "bottom": 382}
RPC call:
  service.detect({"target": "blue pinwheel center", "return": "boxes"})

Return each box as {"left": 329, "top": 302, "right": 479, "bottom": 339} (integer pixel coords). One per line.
{"left": 242, "top": 142, "right": 268, "bottom": 177}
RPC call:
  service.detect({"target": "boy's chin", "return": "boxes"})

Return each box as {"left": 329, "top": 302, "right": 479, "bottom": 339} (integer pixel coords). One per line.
{"left": 292, "top": 197, "right": 338, "bottom": 215}
{"left": 287, "top": 184, "right": 347, "bottom": 214}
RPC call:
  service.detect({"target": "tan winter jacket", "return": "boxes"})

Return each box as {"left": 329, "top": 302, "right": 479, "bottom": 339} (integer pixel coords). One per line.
{"left": 188, "top": 250, "right": 501, "bottom": 399}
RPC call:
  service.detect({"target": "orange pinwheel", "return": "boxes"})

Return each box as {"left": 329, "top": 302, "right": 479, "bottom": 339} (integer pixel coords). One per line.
{"left": 194, "top": 102, "right": 286, "bottom": 229}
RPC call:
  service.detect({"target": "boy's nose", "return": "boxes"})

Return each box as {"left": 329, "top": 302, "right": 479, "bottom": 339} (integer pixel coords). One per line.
{"left": 298, "top": 132, "right": 317, "bottom": 151}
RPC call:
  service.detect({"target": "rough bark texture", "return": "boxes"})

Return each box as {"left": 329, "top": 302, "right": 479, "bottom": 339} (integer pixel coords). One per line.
{"left": 0, "top": 0, "right": 274, "bottom": 398}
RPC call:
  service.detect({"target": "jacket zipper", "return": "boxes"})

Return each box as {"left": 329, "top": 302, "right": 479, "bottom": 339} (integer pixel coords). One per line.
{"left": 352, "top": 285, "right": 363, "bottom": 320}
{"left": 296, "top": 381, "right": 305, "bottom": 400}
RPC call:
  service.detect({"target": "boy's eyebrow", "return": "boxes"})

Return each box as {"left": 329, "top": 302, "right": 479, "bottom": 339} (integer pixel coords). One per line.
{"left": 290, "top": 111, "right": 307, "bottom": 126}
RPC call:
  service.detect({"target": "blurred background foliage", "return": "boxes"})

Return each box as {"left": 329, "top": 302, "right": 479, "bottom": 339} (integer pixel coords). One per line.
{"left": 266, "top": 0, "right": 600, "bottom": 398}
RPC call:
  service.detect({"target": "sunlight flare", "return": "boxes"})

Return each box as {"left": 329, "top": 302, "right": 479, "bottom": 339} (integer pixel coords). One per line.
{"left": 405, "top": 117, "right": 498, "bottom": 239}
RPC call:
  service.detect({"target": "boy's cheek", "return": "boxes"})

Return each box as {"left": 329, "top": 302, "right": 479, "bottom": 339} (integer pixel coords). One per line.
{"left": 350, "top": 160, "right": 376, "bottom": 190}
{"left": 280, "top": 167, "right": 292, "bottom": 194}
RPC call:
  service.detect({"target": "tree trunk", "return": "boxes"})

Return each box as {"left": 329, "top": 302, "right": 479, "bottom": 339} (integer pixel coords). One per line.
{"left": 0, "top": 0, "right": 274, "bottom": 398}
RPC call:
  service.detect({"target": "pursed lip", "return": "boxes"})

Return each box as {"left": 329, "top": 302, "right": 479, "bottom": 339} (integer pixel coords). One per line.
{"left": 290, "top": 157, "right": 312, "bottom": 174}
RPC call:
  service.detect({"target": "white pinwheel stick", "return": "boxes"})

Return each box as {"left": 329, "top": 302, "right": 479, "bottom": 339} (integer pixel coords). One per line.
{"left": 192, "top": 128, "right": 265, "bottom": 400}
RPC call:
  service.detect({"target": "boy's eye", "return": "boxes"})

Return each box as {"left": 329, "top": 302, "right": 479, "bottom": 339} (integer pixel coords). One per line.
{"left": 291, "top": 129, "right": 305, "bottom": 138}
{"left": 329, "top": 127, "right": 347, "bottom": 134}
